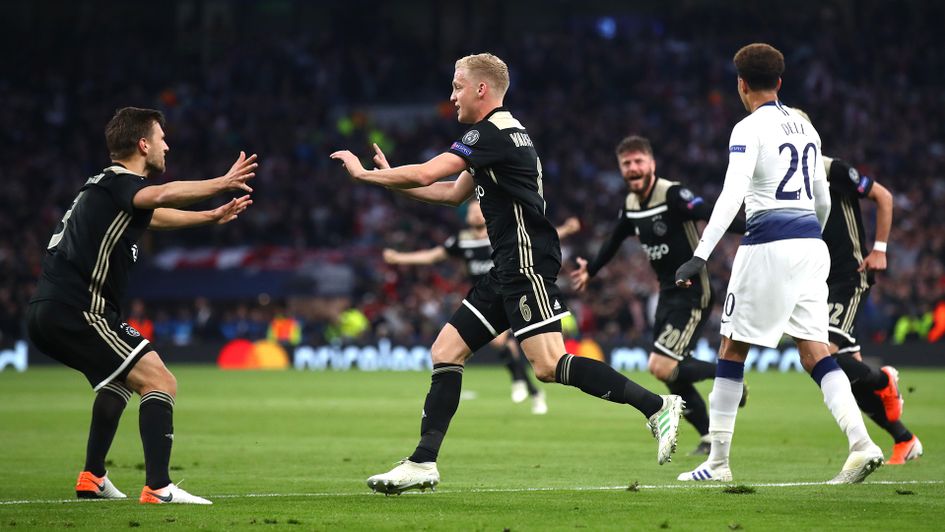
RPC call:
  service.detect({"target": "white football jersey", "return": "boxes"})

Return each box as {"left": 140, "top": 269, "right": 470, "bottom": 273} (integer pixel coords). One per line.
{"left": 726, "top": 100, "right": 826, "bottom": 219}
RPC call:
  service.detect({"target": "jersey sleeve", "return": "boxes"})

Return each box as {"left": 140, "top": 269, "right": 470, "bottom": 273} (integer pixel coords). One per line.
{"left": 98, "top": 174, "right": 150, "bottom": 213}
{"left": 448, "top": 123, "right": 509, "bottom": 170}
{"left": 692, "top": 122, "right": 755, "bottom": 260}
{"left": 666, "top": 184, "right": 711, "bottom": 220}
{"left": 443, "top": 235, "right": 463, "bottom": 258}
{"left": 828, "top": 158, "right": 874, "bottom": 199}
{"left": 587, "top": 209, "right": 636, "bottom": 277}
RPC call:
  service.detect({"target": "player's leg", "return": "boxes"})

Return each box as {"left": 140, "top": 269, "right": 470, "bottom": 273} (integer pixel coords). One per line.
{"left": 650, "top": 302, "right": 720, "bottom": 453}
{"left": 510, "top": 279, "right": 681, "bottom": 464}
{"left": 25, "top": 301, "right": 134, "bottom": 499}
{"left": 835, "top": 349, "right": 920, "bottom": 463}
{"left": 827, "top": 285, "right": 919, "bottom": 460}
{"left": 367, "top": 283, "right": 505, "bottom": 494}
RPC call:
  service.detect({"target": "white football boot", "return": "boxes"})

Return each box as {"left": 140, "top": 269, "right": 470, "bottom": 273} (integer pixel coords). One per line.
{"left": 510, "top": 381, "right": 529, "bottom": 403}
{"left": 367, "top": 459, "right": 440, "bottom": 495}
{"left": 677, "top": 462, "right": 734, "bottom": 482}
{"left": 827, "top": 445, "right": 884, "bottom": 484}
{"left": 140, "top": 483, "right": 212, "bottom": 505}
{"left": 647, "top": 395, "right": 684, "bottom": 465}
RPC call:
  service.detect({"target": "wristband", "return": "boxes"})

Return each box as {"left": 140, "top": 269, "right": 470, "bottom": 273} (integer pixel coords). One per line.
{"left": 873, "top": 241, "right": 887, "bottom": 253}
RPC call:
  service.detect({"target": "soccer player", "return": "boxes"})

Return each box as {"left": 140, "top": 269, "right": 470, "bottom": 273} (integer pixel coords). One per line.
{"left": 332, "top": 53, "right": 683, "bottom": 494}
{"left": 790, "top": 109, "right": 922, "bottom": 464}
{"left": 674, "top": 44, "right": 884, "bottom": 483}
{"left": 27, "top": 107, "right": 257, "bottom": 504}
{"left": 570, "top": 135, "right": 747, "bottom": 455}
{"left": 382, "top": 194, "right": 582, "bottom": 415}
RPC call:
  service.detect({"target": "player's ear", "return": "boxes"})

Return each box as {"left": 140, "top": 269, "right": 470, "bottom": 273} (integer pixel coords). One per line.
{"left": 137, "top": 137, "right": 149, "bottom": 156}
{"left": 775, "top": 78, "right": 782, "bottom": 91}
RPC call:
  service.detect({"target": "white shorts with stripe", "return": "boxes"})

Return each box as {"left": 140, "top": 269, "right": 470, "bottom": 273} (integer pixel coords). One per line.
{"left": 720, "top": 238, "right": 830, "bottom": 348}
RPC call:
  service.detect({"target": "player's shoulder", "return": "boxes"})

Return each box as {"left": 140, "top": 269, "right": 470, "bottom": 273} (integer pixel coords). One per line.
{"left": 650, "top": 178, "right": 681, "bottom": 205}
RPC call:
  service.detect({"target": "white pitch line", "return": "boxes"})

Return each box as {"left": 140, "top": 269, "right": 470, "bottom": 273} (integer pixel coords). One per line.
{"left": 1, "top": 480, "right": 940, "bottom": 506}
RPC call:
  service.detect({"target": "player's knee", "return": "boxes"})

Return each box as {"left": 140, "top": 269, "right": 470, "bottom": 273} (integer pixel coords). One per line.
{"left": 430, "top": 339, "right": 466, "bottom": 365}
{"left": 532, "top": 362, "right": 556, "bottom": 383}
{"left": 647, "top": 357, "right": 673, "bottom": 381}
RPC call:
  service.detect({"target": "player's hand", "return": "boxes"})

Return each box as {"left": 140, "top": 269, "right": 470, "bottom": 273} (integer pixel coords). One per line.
{"left": 675, "top": 257, "right": 706, "bottom": 288}
{"left": 372, "top": 143, "right": 391, "bottom": 170}
{"left": 570, "top": 257, "right": 590, "bottom": 292}
{"left": 220, "top": 151, "right": 258, "bottom": 193}
{"left": 559, "top": 217, "right": 581, "bottom": 238}
{"left": 382, "top": 248, "right": 400, "bottom": 264}
{"left": 858, "top": 250, "right": 887, "bottom": 272}
{"left": 330, "top": 150, "right": 367, "bottom": 179}
{"left": 210, "top": 195, "right": 253, "bottom": 225}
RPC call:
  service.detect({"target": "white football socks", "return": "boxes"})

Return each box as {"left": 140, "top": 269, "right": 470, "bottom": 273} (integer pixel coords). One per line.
{"left": 819, "top": 369, "right": 874, "bottom": 452}
{"left": 707, "top": 377, "right": 743, "bottom": 467}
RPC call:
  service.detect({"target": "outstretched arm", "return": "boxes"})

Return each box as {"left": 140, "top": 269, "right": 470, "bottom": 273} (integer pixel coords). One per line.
{"left": 383, "top": 246, "right": 450, "bottom": 266}
{"left": 133, "top": 152, "right": 257, "bottom": 209}
{"left": 556, "top": 217, "right": 581, "bottom": 239}
{"left": 367, "top": 143, "right": 474, "bottom": 206}
{"left": 149, "top": 195, "right": 253, "bottom": 230}
{"left": 331, "top": 146, "right": 467, "bottom": 189}
{"left": 860, "top": 181, "right": 893, "bottom": 272}
{"left": 570, "top": 215, "right": 634, "bottom": 292}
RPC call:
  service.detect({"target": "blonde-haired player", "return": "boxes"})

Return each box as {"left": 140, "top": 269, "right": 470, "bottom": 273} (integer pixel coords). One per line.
{"left": 332, "top": 53, "right": 682, "bottom": 494}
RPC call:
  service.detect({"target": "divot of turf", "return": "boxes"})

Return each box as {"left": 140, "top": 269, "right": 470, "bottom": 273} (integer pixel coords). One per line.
{"left": 722, "top": 485, "right": 756, "bottom": 494}
{"left": 626, "top": 481, "right": 640, "bottom": 492}
{"left": 896, "top": 489, "right": 916, "bottom": 495}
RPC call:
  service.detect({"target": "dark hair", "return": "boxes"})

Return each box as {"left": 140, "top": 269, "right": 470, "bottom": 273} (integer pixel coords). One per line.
{"left": 615, "top": 135, "right": 653, "bottom": 157}
{"left": 104, "top": 107, "right": 165, "bottom": 159}
{"left": 733, "top": 43, "right": 784, "bottom": 91}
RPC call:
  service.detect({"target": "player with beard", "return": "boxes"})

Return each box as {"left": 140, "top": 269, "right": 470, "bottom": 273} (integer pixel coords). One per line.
{"left": 382, "top": 174, "right": 581, "bottom": 415}
{"left": 571, "top": 135, "right": 746, "bottom": 455}
{"left": 27, "top": 107, "right": 257, "bottom": 504}
{"left": 332, "top": 53, "right": 683, "bottom": 495}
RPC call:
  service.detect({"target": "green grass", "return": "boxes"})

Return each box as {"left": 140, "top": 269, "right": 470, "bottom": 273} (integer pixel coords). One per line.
{"left": 0, "top": 366, "right": 941, "bottom": 531}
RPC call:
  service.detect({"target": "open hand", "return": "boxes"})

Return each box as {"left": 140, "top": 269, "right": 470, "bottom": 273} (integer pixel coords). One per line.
{"left": 210, "top": 195, "right": 252, "bottom": 225}
{"left": 221, "top": 151, "right": 258, "bottom": 192}
{"left": 675, "top": 257, "right": 706, "bottom": 288}
{"left": 570, "top": 257, "right": 590, "bottom": 292}
{"left": 330, "top": 150, "right": 366, "bottom": 179}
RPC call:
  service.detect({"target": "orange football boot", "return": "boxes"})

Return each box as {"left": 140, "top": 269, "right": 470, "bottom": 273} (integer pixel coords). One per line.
{"left": 888, "top": 436, "right": 923, "bottom": 465}
{"left": 874, "top": 366, "right": 903, "bottom": 422}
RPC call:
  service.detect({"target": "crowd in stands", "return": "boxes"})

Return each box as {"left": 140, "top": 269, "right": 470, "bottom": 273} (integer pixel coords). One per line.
{"left": 2, "top": 1, "right": 943, "bottom": 350}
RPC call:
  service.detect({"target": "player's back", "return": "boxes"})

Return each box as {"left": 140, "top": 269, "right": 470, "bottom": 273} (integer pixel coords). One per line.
{"left": 732, "top": 101, "right": 826, "bottom": 243}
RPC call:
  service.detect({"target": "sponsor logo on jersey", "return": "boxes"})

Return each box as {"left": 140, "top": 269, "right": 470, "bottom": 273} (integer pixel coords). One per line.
{"left": 462, "top": 130, "right": 480, "bottom": 145}
{"left": 450, "top": 142, "right": 473, "bottom": 156}
{"left": 643, "top": 243, "right": 670, "bottom": 260}
{"left": 686, "top": 197, "right": 704, "bottom": 210}
{"left": 475, "top": 185, "right": 486, "bottom": 200}
{"left": 729, "top": 145, "right": 747, "bottom": 153}
{"left": 857, "top": 175, "right": 870, "bottom": 194}
{"left": 131, "top": 244, "right": 139, "bottom": 262}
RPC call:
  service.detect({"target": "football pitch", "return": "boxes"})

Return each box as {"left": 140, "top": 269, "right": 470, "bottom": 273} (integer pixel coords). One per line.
{"left": 1, "top": 366, "right": 941, "bottom": 531}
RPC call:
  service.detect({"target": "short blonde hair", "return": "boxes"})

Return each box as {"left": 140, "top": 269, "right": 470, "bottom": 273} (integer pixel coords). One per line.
{"left": 455, "top": 53, "right": 510, "bottom": 97}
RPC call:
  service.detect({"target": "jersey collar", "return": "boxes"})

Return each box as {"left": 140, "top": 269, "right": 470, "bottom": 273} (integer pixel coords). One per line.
{"left": 482, "top": 106, "right": 506, "bottom": 121}
{"left": 104, "top": 162, "right": 145, "bottom": 177}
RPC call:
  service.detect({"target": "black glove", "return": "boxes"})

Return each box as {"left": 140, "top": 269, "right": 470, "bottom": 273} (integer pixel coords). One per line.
{"left": 675, "top": 257, "right": 706, "bottom": 287}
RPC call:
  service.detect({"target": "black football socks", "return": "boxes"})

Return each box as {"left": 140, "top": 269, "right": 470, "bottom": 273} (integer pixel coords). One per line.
{"left": 409, "top": 363, "right": 463, "bottom": 464}
{"left": 84, "top": 383, "right": 131, "bottom": 476}
{"left": 139, "top": 391, "right": 175, "bottom": 489}
{"left": 555, "top": 354, "right": 663, "bottom": 418}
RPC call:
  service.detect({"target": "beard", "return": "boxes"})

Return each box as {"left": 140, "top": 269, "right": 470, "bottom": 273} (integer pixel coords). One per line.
{"left": 144, "top": 157, "right": 165, "bottom": 177}
{"left": 626, "top": 171, "right": 655, "bottom": 192}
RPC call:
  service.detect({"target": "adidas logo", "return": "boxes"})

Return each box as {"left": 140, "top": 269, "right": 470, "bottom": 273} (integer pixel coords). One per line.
{"left": 600, "top": 391, "right": 611, "bottom": 400}
{"left": 165, "top": 433, "right": 174, "bottom": 441}
{"left": 553, "top": 299, "right": 561, "bottom": 310}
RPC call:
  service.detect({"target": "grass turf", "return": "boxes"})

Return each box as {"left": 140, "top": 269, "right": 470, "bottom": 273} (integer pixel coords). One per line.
{"left": 0, "top": 365, "right": 941, "bottom": 530}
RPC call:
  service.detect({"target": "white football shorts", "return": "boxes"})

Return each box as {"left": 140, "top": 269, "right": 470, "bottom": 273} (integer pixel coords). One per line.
{"left": 719, "top": 238, "right": 829, "bottom": 347}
